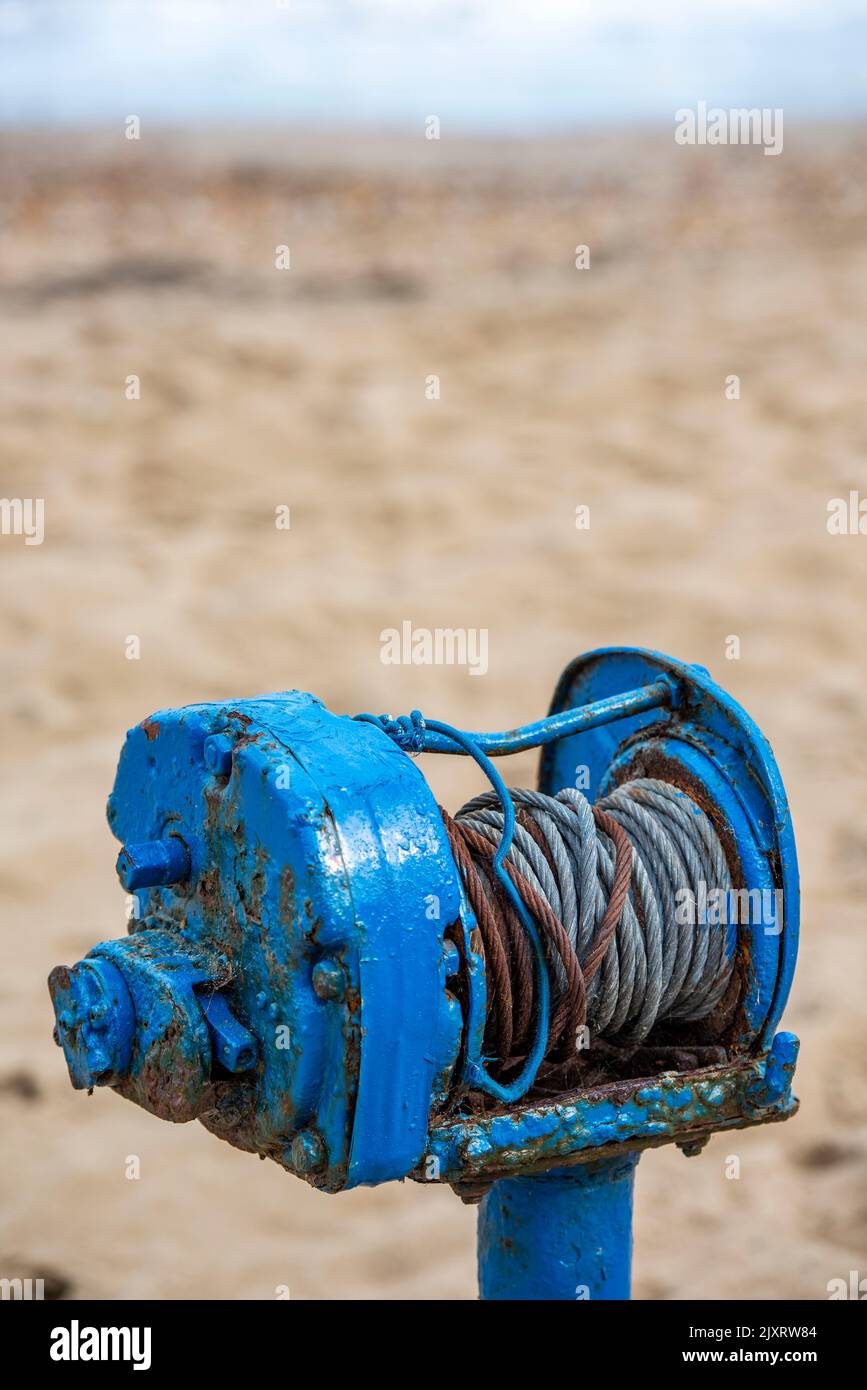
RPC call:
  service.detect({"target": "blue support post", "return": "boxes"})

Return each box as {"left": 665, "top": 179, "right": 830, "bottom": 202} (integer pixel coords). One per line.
{"left": 477, "top": 1155, "right": 639, "bottom": 1300}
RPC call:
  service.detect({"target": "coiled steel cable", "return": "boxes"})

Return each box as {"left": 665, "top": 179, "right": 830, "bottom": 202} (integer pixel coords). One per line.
{"left": 443, "top": 777, "right": 735, "bottom": 1077}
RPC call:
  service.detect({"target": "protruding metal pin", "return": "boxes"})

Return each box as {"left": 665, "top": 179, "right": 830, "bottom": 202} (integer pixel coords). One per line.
{"left": 116, "top": 837, "right": 191, "bottom": 891}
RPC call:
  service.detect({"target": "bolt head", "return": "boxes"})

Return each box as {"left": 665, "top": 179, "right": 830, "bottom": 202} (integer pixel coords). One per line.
{"left": 290, "top": 1130, "right": 325, "bottom": 1174}
{"left": 311, "top": 959, "right": 345, "bottom": 1001}
{"left": 203, "top": 734, "right": 234, "bottom": 779}
{"left": 460, "top": 1134, "right": 492, "bottom": 1167}
{"left": 677, "top": 1137, "right": 709, "bottom": 1158}
{"left": 116, "top": 837, "right": 191, "bottom": 891}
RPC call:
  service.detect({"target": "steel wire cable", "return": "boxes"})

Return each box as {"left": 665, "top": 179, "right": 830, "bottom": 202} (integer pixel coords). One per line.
{"left": 443, "top": 777, "right": 735, "bottom": 1076}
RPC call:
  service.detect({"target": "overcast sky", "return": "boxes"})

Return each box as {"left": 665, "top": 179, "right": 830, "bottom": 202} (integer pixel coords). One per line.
{"left": 0, "top": 0, "right": 864, "bottom": 129}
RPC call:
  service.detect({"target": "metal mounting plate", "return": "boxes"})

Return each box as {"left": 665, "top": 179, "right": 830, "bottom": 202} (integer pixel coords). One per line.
{"left": 419, "top": 1033, "right": 799, "bottom": 1185}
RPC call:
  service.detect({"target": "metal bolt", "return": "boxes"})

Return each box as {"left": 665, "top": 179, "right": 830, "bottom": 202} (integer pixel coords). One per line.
{"left": 116, "top": 837, "right": 191, "bottom": 891}
{"left": 460, "top": 1135, "right": 492, "bottom": 1168}
{"left": 677, "top": 1137, "right": 709, "bottom": 1158}
{"left": 291, "top": 1130, "right": 325, "bottom": 1174}
{"left": 311, "top": 959, "right": 345, "bottom": 1001}
{"left": 203, "top": 734, "right": 234, "bottom": 779}
{"left": 199, "top": 991, "right": 258, "bottom": 1074}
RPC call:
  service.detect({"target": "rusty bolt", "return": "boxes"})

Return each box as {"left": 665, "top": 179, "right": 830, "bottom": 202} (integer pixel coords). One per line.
{"left": 311, "top": 959, "right": 345, "bottom": 1001}
{"left": 460, "top": 1134, "right": 492, "bottom": 1168}
{"left": 677, "top": 1137, "right": 709, "bottom": 1158}
{"left": 290, "top": 1130, "right": 325, "bottom": 1174}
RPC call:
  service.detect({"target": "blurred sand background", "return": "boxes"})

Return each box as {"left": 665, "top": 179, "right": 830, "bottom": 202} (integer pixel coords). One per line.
{"left": 1, "top": 124, "right": 866, "bottom": 1299}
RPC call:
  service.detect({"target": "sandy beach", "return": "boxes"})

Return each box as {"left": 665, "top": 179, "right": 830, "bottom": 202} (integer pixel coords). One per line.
{"left": 1, "top": 124, "right": 866, "bottom": 1299}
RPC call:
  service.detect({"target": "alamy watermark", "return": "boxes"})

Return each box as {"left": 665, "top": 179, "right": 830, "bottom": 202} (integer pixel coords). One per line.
{"left": 675, "top": 102, "right": 783, "bottom": 157}
{"left": 675, "top": 883, "right": 783, "bottom": 936}
{"left": 380, "top": 621, "right": 488, "bottom": 676}
{"left": 827, "top": 490, "right": 867, "bottom": 535}
{"left": 0, "top": 497, "right": 44, "bottom": 545}
{"left": 1, "top": 1276, "right": 44, "bottom": 1300}
{"left": 50, "top": 1321, "right": 151, "bottom": 1370}
{"left": 827, "top": 1271, "right": 866, "bottom": 1300}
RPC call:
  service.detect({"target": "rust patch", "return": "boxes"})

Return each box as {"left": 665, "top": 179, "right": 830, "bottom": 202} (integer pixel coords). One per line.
{"left": 197, "top": 867, "right": 222, "bottom": 915}
{"left": 279, "top": 865, "right": 296, "bottom": 926}
{"left": 225, "top": 710, "right": 253, "bottom": 727}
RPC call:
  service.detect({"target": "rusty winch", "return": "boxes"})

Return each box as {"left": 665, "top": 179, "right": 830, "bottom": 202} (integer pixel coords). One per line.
{"left": 48, "top": 647, "right": 799, "bottom": 1299}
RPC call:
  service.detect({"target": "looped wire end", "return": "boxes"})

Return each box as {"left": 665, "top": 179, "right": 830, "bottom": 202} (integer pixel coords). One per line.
{"left": 352, "top": 704, "right": 551, "bottom": 1103}
{"left": 353, "top": 709, "right": 427, "bottom": 755}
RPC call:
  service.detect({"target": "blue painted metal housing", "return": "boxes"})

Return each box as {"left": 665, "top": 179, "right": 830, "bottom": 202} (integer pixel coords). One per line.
{"left": 70, "top": 694, "right": 465, "bottom": 1189}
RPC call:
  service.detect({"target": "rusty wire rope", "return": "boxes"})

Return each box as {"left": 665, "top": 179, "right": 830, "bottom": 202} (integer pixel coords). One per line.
{"left": 442, "top": 779, "right": 735, "bottom": 1078}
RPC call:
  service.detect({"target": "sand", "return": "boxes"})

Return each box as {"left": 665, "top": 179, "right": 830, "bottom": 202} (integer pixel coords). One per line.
{"left": 1, "top": 125, "right": 866, "bottom": 1299}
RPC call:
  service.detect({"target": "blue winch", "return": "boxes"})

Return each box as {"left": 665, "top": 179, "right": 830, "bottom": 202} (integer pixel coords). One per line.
{"left": 48, "top": 647, "right": 799, "bottom": 1300}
